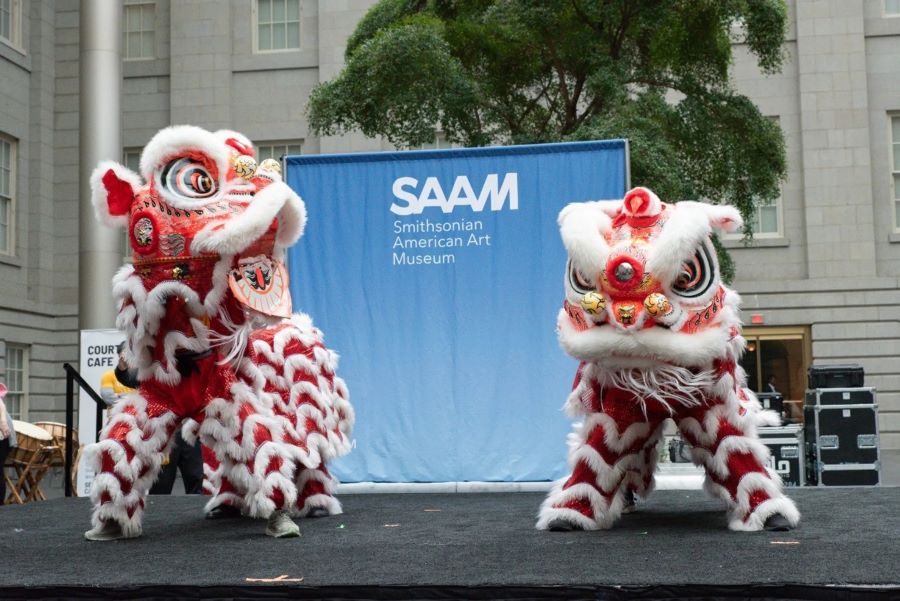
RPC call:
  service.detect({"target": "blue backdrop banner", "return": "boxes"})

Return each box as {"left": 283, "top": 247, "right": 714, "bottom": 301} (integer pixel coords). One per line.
{"left": 285, "top": 140, "right": 628, "bottom": 483}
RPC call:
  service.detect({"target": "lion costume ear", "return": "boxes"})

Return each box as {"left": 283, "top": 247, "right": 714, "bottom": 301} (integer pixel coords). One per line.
{"left": 703, "top": 204, "right": 743, "bottom": 233}
{"left": 90, "top": 161, "right": 143, "bottom": 228}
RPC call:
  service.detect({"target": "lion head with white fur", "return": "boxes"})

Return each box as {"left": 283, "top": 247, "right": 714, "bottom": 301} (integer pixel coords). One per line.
{"left": 557, "top": 187, "right": 749, "bottom": 405}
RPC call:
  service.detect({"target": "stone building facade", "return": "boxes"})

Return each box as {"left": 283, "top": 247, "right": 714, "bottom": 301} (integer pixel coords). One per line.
{"left": 0, "top": 1, "right": 897, "bottom": 472}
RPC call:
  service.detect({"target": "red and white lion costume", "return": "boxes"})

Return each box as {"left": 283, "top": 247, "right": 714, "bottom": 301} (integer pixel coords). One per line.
{"left": 537, "top": 187, "right": 799, "bottom": 532}
{"left": 85, "top": 125, "right": 353, "bottom": 540}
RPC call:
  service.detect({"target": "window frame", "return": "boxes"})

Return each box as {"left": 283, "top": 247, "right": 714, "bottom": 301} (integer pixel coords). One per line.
{"left": 416, "top": 131, "right": 456, "bottom": 151}
{"left": 0, "top": 0, "right": 23, "bottom": 52}
{"left": 122, "top": 148, "right": 144, "bottom": 258}
{"left": 4, "top": 343, "right": 29, "bottom": 420}
{"left": 721, "top": 186, "right": 785, "bottom": 241}
{"left": 255, "top": 140, "right": 304, "bottom": 175}
{"left": 122, "top": 0, "right": 156, "bottom": 62}
{"left": 747, "top": 188, "right": 785, "bottom": 239}
{"left": 885, "top": 0, "right": 900, "bottom": 17}
{"left": 892, "top": 114, "right": 900, "bottom": 233}
{"left": 0, "top": 133, "right": 17, "bottom": 256}
{"left": 252, "top": 0, "right": 302, "bottom": 54}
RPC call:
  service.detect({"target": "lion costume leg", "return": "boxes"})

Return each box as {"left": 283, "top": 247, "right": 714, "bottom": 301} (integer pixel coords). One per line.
{"left": 296, "top": 464, "right": 342, "bottom": 517}
{"left": 621, "top": 421, "right": 666, "bottom": 501}
{"left": 85, "top": 392, "right": 179, "bottom": 540}
{"left": 200, "top": 445, "right": 246, "bottom": 518}
{"left": 677, "top": 400, "right": 800, "bottom": 531}
{"left": 200, "top": 389, "right": 300, "bottom": 536}
{"left": 537, "top": 410, "right": 664, "bottom": 530}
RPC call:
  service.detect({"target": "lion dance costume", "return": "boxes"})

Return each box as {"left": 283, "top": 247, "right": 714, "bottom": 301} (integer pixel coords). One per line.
{"left": 537, "top": 187, "right": 799, "bottom": 532}
{"left": 86, "top": 125, "right": 354, "bottom": 540}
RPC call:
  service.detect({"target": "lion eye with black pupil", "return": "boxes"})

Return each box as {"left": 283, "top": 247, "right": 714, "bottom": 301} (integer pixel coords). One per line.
{"left": 671, "top": 244, "right": 714, "bottom": 299}
{"left": 160, "top": 157, "right": 217, "bottom": 200}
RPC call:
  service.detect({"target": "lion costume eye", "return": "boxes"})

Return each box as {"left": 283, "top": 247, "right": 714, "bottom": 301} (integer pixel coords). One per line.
{"left": 160, "top": 158, "right": 217, "bottom": 200}
{"left": 671, "top": 243, "right": 715, "bottom": 299}
{"left": 567, "top": 260, "right": 596, "bottom": 294}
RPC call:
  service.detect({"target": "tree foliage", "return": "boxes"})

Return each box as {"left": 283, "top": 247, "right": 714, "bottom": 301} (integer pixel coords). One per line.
{"left": 308, "top": 0, "right": 789, "bottom": 281}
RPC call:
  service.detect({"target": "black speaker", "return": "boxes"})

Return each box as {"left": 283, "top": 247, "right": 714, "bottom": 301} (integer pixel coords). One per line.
{"left": 807, "top": 364, "right": 864, "bottom": 389}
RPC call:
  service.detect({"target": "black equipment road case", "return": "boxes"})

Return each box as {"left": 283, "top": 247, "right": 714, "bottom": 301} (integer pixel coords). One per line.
{"left": 804, "top": 387, "right": 880, "bottom": 486}
{"left": 756, "top": 392, "right": 784, "bottom": 419}
{"left": 807, "top": 364, "right": 865, "bottom": 389}
{"left": 805, "top": 387, "right": 875, "bottom": 406}
{"left": 758, "top": 424, "right": 805, "bottom": 486}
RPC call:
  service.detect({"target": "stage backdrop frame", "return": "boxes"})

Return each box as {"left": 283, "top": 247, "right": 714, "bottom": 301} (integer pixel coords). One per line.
{"left": 285, "top": 140, "right": 629, "bottom": 483}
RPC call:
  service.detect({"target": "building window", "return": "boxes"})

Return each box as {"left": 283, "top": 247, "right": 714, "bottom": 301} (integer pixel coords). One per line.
{"left": 417, "top": 131, "right": 456, "bottom": 151}
{"left": 0, "top": 134, "right": 15, "bottom": 255}
{"left": 893, "top": 115, "right": 900, "bottom": 231}
{"left": 0, "top": 0, "right": 22, "bottom": 49}
{"left": 749, "top": 195, "right": 782, "bottom": 236}
{"left": 123, "top": 1, "right": 155, "bottom": 60}
{"left": 124, "top": 148, "right": 142, "bottom": 174}
{"left": 257, "top": 141, "right": 303, "bottom": 163}
{"left": 4, "top": 344, "right": 28, "bottom": 420}
{"left": 255, "top": 0, "right": 301, "bottom": 52}
{"left": 121, "top": 148, "right": 144, "bottom": 257}
{"left": 886, "top": 0, "right": 900, "bottom": 17}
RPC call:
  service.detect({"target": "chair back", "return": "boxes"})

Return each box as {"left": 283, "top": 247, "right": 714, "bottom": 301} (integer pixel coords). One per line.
{"left": 34, "top": 421, "right": 78, "bottom": 466}
{"left": 7, "top": 421, "right": 53, "bottom": 464}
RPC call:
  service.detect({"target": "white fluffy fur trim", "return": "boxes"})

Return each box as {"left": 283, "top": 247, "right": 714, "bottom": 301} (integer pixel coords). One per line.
{"left": 213, "top": 129, "right": 254, "bottom": 155}
{"left": 558, "top": 308, "right": 731, "bottom": 367}
{"left": 181, "top": 419, "right": 200, "bottom": 445}
{"left": 703, "top": 203, "right": 743, "bottom": 233}
{"left": 558, "top": 201, "right": 615, "bottom": 280}
{"left": 646, "top": 202, "right": 714, "bottom": 288}
{"left": 726, "top": 473, "right": 799, "bottom": 531}
{"left": 113, "top": 261, "right": 233, "bottom": 384}
{"left": 86, "top": 395, "right": 180, "bottom": 534}
{"left": 645, "top": 201, "right": 741, "bottom": 288}
{"left": 296, "top": 467, "right": 343, "bottom": 516}
{"left": 91, "top": 161, "right": 142, "bottom": 228}
{"left": 537, "top": 480, "right": 605, "bottom": 530}
{"left": 191, "top": 181, "right": 306, "bottom": 258}
{"left": 273, "top": 184, "right": 307, "bottom": 256}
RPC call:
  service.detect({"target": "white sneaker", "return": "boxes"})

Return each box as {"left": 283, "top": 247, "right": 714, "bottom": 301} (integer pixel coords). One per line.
{"left": 265, "top": 510, "right": 300, "bottom": 538}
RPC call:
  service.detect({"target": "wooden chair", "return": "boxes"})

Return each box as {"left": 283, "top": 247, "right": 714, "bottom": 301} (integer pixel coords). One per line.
{"left": 4, "top": 421, "right": 56, "bottom": 504}
{"left": 34, "top": 421, "right": 82, "bottom": 495}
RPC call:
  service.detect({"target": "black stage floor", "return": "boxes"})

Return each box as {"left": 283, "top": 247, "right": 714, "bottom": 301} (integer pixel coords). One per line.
{"left": 1, "top": 488, "right": 898, "bottom": 600}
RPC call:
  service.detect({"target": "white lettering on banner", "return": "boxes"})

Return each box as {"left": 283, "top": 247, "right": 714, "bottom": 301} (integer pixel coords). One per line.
{"left": 389, "top": 218, "right": 492, "bottom": 267}
{"left": 393, "top": 218, "right": 484, "bottom": 234}
{"left": 390, "top": 173, "right": 519, "bottom": 215}
{"left": 392, "top": 252, "right": 456, "bottom": 266}
{"left": 393, "top": 236, "right": 464, "bottom": 249}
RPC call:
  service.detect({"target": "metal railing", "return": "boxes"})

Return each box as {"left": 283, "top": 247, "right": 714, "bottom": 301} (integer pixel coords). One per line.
{"left": 62, "top": 363, "right": 105, "bottom": 497}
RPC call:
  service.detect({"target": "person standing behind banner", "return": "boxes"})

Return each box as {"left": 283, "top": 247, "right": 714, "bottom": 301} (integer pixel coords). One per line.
{"left": 99, "top": 342, "right": 137, "bottom": 408}
{"left": 0, "top": 382, "right": 17, "bottom": 506}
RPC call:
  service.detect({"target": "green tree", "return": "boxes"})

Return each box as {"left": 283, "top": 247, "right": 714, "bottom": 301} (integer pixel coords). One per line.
{"left": 308, "top": 0, "right": 789, "bottom": 280}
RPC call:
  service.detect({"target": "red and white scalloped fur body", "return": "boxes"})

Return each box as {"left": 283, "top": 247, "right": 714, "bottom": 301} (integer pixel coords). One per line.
{"left": 87, "top": 125, "right": 353, "bottom": 537}
{"left": 537, "top": 187, "right": 798, "bottom": 532}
